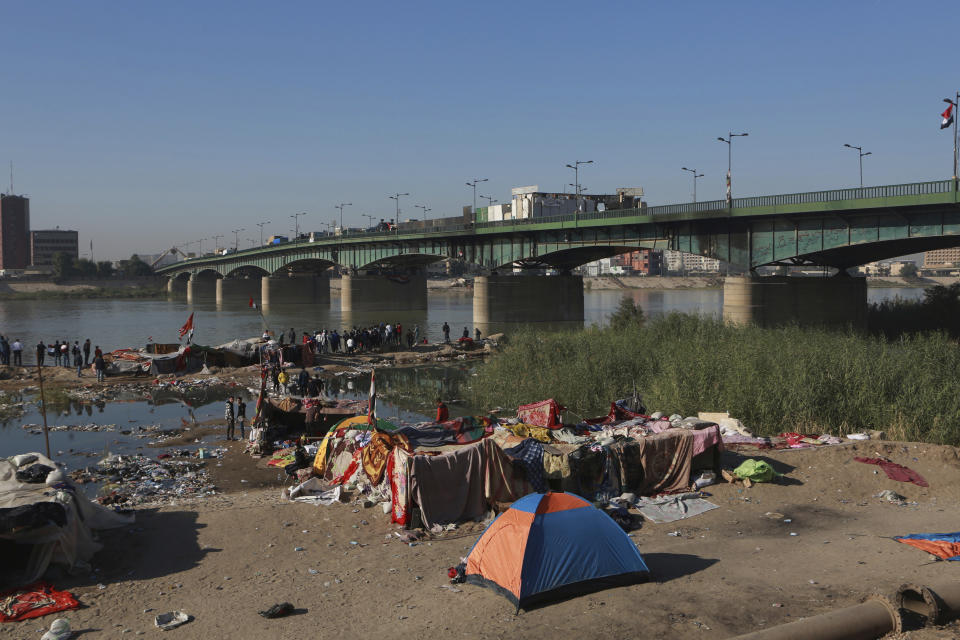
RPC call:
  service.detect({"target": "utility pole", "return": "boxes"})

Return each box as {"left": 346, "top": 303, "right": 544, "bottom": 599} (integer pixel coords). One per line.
{"left": 388, "top": 193, "right": 409, "bottom": 225}
{"left": 944, "top": 93, "right": 959, "bottom": 191}
{"left": 565, "top": 160, "right": 593, "bottom": 224}
{"left": 681, "top": 167, "right": 704, "bottom": 202}
{"left": 465, "top": 179, "right": 488, "bottom": 217}
{"left": 717, "top": 132, "right": 748, "bottom": 206}
{"left": 335, "top": 203, "right": 352, "bottom": 233}
{"left": 256, "top": 220, "right": 271, "bottom": 246}
{"left": 843, "top": 144, "right": 872, "bottom": 188}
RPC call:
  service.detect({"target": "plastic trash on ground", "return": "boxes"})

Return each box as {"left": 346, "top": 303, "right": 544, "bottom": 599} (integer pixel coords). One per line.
{"left": 155, "top": 611, "right": 191, "bottom": 630}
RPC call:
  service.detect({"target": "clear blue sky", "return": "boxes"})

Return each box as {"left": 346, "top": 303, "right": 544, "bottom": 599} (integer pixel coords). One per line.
{"left": 2, "top": 0, "right": 955, "bottom": 259}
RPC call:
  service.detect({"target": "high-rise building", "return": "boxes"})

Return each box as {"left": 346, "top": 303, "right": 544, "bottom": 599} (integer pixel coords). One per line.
{"left": 663, "top": 250, "right": 721, "bottom": 274}
{"left": 610, "top": 249, "right": 663, "bottom": 275}
{"left": 0, "top": 194, "right": 30, "bottom": 270}
{"left": 30, "top": 228, "right": 79, "bottom": 266}
{"left": 923, "top": 248, "right": 960, "bottom": 268}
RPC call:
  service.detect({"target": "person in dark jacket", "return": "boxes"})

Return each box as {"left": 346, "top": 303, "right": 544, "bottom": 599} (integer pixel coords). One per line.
{"left": 94, "top": 353, "right": 106, "bottom": 382}
{"left": 236, "top": 397, "right": 247, "bottom": 440}
{"left": 224, "top": 396, "right": 236, "bottom": 440}
{"left": 36, "top": 341, "right": 46, "bottom": 367}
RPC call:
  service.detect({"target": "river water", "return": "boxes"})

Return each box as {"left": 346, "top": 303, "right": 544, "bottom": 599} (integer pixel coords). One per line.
{"left": 0, "top": 286, "right": 924, "bottom": 351}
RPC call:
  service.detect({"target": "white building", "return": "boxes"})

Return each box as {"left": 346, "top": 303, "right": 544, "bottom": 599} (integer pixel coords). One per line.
{"left": 663, "top": 251, "right": 721, "bottom": 274}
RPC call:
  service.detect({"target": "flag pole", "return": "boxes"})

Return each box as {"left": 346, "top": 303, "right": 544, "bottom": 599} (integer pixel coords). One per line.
{"left": 36, "top": 360, "right": 51, "bottom": 459}
{"left": 954, "top": 90, "right": 958, "bottom": 193}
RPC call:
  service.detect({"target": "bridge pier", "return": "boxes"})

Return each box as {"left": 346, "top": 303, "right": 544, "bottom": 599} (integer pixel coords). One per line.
{"left": 473, "top": 274, "right": 584, "bottom": 325}
{"left": 723, "top": 275, "right": 867, "bottom": 329}
{"left": 340, "top": 273, "right": 428, "bottom": 313}
{"left": 167, "top": 278, "right": 187, "bottom": 296}
{"left": 216, "top": 278, "right": 262, "bottom": 305}
{"left": 261, "top": 274, "right": 330, "bottom": 306}
{"left": 186, "top": 275, "right": 218, "bottom": 303}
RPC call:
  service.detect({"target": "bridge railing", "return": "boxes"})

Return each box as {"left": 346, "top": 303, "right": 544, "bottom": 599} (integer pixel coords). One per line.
{"left": 730, "top": 180, "right": 953, "bottom": 209}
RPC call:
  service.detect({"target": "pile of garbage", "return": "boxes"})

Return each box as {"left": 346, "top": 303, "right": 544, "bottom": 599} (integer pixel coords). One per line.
{"left": 66, "top": 450, "right": 225, "bottom": 507}
{"left": 23, "top": 422, "right": 118, "bottom": 433}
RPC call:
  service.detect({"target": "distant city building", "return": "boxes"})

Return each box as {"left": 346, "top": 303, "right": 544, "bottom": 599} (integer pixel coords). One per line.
{"left": 30, "top": 228, "right": 79, "bottom": 266}
{"left": 473, "top": 185, "right": 645, "bottom": 223}
{"left": 923, "top": 248, "right": 960, "bottom": 268}
{"left": 857, "top": 261, "right": 890, "bottom": 276}
{"left": 663, "top": 250, "right": 721, "bottom": 274}
{"left": 0, "top": 194, "right": 30, "bottom": 270}
{"left": 610, "top": 249, "right": 663, "bottom": 276}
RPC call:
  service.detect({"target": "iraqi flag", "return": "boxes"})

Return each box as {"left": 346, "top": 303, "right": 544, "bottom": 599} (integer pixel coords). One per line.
{"left": 367, "top": 369, "right": 377, "bottom": 424}
{"left": 178, "top": 312, "right": 195, "bottom": 342}
{"left": 942, "top": 103, "right": 955, "bottom": 130}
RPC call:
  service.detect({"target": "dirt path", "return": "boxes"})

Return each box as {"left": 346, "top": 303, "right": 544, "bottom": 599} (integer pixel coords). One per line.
{"left": 3, "top": 441, "right": 960, "bottom": 638}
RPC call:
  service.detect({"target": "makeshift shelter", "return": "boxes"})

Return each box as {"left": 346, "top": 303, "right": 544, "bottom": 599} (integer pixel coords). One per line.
{"left": 460, "top": 492, "right": 650, "bottom": 610}
{"left": 1, "top": 453, "right": 133, "bottom": 585}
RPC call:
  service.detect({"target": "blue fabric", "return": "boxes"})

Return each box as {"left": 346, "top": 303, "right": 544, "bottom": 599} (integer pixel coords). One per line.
{"left": 518, "top": 503, "right": 648, "bottom": 600}
{"left": 510, "top": 492, "right": 546, "bottom": 514}
{"left": 899, "top": 532, "right": 960, "bottom": 542}
{"left": 504, "top": 439, "right": 547, "bottom": 493}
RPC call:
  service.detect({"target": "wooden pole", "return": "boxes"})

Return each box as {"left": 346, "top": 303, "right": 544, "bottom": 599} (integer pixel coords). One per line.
{"left": 36, "top": 361, "right": 51, "bottom": 459}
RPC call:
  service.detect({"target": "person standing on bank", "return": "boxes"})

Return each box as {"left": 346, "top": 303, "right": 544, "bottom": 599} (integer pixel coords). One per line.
{"left": 442, "top": 322, "right": 450, "bottom": 344}
{"left": 225, "top": 396, "right": 236, "bottom": 441}
{"left": 83, "top": 339, "right": 91, "bottom": 366}
{"left": 236, "top": 397, "right": 247, "bottom": 440}
{"left": 73, "top": 341, "right": 83, "bottom": 377}
{"left": 11, "top": 339, "right": 23, "bottom": 366}
{"left": 36, "top": 341, "right": 46, "bottom": 367}
{"left": 94, "top": 353, "right": 106, "bottom": 382}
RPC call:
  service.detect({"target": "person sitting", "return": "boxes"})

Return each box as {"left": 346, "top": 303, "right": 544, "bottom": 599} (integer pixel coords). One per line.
{"left": 436, "top": 398, "right": 449, "bottom": 422}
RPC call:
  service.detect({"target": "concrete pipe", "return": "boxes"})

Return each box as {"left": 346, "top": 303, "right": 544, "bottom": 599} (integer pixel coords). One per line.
{"left": 923, "top": 582, "right": 960, "bottom": 625}
{"left": 732, "top": 596, "right": 901, "bottom": 640}
{"left": 895, "top": 583, "right": 942, "bottom": 626}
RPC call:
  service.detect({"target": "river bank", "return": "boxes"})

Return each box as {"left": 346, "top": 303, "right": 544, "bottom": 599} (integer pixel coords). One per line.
{"left": 2, "top": 438, "right": 959, "bottom": 639}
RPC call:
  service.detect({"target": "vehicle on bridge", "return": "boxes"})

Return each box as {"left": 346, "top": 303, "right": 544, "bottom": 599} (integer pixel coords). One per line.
{"left": 268, "top": 235, "right": 289, "bottom": 245}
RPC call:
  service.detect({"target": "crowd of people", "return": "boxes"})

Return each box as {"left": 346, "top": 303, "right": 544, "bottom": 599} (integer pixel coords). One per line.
{"left": 269, "top": 322, "right": 429, "bottom": 355}
{"left": 0, "top": 335, "right": 108, "bottom": 380}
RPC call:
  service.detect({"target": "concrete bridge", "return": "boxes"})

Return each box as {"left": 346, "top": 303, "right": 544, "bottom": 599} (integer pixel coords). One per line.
{"left": 157, "top": 179, "right": 960, "bottom": 327}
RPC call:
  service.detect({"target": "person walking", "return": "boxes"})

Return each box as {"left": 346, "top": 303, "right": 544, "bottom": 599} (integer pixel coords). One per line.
{"left": 82, "top": 339, "right": 91, "bottom": 366}
{"left": 93, "top": 353, "right": 106, "bottom": 383}
{"left": 442, "top": 322, "right": 450, "bottom": 344}
{"left": 237, "top": 397, "right": 247, "bottom": 440}
{"left": 36, "top": 341, "right": 46, "bottom": 367}
{"left": 60, "top": 341, "right": 69, "bottom": 368}
{"left": 436, "top": 398, "right": 449, "bottom": 422}
{"left": 11, "top": 339, "right": 22, "bottom": 366}
{"left": 224, "top": 396, "right": 236, "bottom": 441}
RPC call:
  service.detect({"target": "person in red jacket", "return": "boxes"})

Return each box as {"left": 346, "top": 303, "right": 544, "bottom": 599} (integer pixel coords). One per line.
{"left": 435, "top": 398, "right": 449, "bottom": 422}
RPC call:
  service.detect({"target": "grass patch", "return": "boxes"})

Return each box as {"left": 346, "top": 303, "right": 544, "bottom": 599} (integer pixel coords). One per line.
{"left": 2, "top": 286, "right": 165, "bottom": 300}
{"left": 471, "top": 313, "right": 960, "bottom": 445}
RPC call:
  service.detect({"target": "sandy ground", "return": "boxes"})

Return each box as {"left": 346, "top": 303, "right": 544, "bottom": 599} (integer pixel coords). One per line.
{"left": 3, "top": 439, "right": 960, "bottom": 638}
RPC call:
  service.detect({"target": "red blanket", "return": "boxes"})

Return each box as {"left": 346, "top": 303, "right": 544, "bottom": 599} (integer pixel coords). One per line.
{"left": 854, "top": 457, "right": 929, "bottom": 487}
{"left": 0, "top": 582, "right": 79, "bottom": 622}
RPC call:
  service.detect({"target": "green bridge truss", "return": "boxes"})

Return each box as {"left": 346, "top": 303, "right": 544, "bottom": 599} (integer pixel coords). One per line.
{"left": 157, "top": 179, "right": 960, "bottom": 279}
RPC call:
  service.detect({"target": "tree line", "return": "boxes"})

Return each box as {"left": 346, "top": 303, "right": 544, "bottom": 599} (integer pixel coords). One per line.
{"left": 52, "top": 253, "right": 154, "bottom": 279}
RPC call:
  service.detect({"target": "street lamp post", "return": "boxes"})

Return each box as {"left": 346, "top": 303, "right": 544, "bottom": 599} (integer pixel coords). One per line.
{"left": 716, "top": 132, "right": 748, "bottom": 204}
{"left": 362, "top": 213, "right": 376, "bottom": 229}
{"left": 289, "top": 212, "right": 307, "bottom": 242}
{"left": 565, "top": 160, "right": 593, "bottom": 219}
{"left": 212, "top": 234, "right": 223, "bottom": 252}
{"left": 944, "top": 94, "right": 959, "bottom": 190}
{"left": 256, "top": 220, "right": 271, "bottom": 246}
{"left": 415, "top": 204, "right": 431, "bottom": 221}
{"left": 465, "top": 179, "right": 488, "bottom": 217}
{"left": 480, "top": 195, "right": 497, "bottom": 207}
{"left": 681, "top": 167, "right": 704, "bottom": 202}
{"left": 388, "top": 193, "right": 409, "bottom": 226}
{"left": 231, "top": 227, "right": 245, "bottom": 251}
{"left": 842, "top": 144, "right": 872, "bottom": 188}
{"left": 335, "top": 203, "right": 352, "bottom": 234}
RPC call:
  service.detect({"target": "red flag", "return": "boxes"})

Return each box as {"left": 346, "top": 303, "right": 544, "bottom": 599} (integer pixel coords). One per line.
{"left": 367, "top": 369, "right": 377, "bottom": 424}
{"left": 248, "top": 296, "right": 258, "bottom": 310}
{"left": 943, "top": 103, "right": 955, "bottom": 130}
{"left": 178, "top": 312, "right": 194, "bottom": 339}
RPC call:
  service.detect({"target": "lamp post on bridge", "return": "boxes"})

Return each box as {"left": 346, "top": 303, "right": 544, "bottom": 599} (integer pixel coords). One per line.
{"left": 465, "top": 179, "right": 487, "bottom": 218}
{"left": 335, "top": 203, "right": 352, "bottom": 235}
{"left": 388, "top": 193, "right": 408, "bottom": 230}
{"left": 415, "top": 204, "right": 431, "bottom": 221}
{"left": 479, "top": 195, "right": 497, "bottom": 208}
{"left": 290, "top": 212, "right": 307, "bottom": 243}
{"left": 681, "top": 167, "right": 704, "bottom": 202}
{"left": 212, "top": 234, "right": 223, "bottom": 253}
{"left": 944, "top": 94, "right": 959, "bottom": 191}
{"left": 717, "top": 132, "right": 748, "bottom": 205}
{"left": 256, "top": 220, "right": 271, "bottom": 246}
{"left": 565, "top": 160, "right": 593, "bottom": 224}
{"left": 842, "top": 144, "right": 872, "bottom": 188}
{"left": 362, "top": 213, "right": 376, "bottom": 230}
{"left": 231, "top": 228, "right": 245, "bottom": 251}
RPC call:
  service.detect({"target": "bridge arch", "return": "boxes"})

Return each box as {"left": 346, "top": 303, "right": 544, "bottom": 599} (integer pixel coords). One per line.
{"left": 358, "top": 252, "right": 448, "bottom": 271}
{"left": 274, "top": 257, "right": 336, "bottom": 276}
{"left": 225, "top": 265, "right": 269, "bottom": 279}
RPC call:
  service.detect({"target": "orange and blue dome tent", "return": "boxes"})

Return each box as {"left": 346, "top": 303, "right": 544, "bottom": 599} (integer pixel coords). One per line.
{"left": 458, "top": 492, "right": 650, "bottom": 610}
